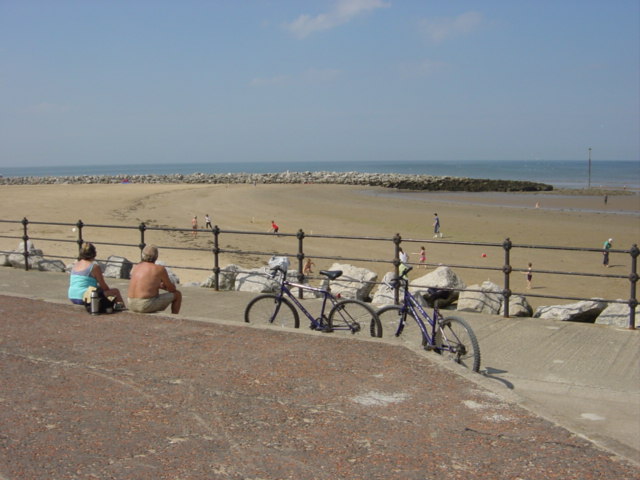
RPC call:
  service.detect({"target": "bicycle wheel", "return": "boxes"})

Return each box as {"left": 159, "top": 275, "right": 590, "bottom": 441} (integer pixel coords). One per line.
{"left": 376, "top": 305, "right": 418, "bottom": 340}
{"left": 435, "top": 315, "right": 481, "bottom": 372}
{"left": 327, "top": 299, "right": 382, "bottom": 338}
{"left": 244, "top": 294, "right": 300, "bottom": 329}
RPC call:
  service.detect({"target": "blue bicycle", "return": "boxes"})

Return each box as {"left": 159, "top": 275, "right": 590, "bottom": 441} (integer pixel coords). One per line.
{"left": 376, "top": 266, "right": 481, "bottom": 372}
{"left": 244, "top": 264, "right": 382, "bottom": 338}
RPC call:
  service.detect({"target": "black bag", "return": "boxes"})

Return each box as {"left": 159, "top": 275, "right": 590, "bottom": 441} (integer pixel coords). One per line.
{"left": 82, "top": 287, "right": 116, "bottom": 314}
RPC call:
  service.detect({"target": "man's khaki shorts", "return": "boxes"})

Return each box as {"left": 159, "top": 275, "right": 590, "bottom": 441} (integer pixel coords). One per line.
{"left": 127, "top": 292, "right": 175, "bottom": 313}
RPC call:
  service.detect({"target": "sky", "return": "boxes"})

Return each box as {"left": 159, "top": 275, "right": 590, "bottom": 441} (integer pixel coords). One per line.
{"left": 1, "top": 0, "right": 638, "bottom": 168}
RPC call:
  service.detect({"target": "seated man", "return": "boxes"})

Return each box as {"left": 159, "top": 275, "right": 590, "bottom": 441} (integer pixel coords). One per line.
{"left": 127, "top": 245, "right": 182, "bottom": 314}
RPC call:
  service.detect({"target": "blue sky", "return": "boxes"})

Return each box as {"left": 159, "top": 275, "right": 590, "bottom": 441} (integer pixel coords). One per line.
{"left": 1, "top": 0, "right": 638, "bottom": 168}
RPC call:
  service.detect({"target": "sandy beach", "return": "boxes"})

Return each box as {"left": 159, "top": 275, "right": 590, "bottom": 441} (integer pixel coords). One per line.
{"left": 0, "top": 183, "right": 638, "bottom": 311}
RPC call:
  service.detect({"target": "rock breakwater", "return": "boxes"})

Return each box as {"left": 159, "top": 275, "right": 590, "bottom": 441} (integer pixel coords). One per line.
{"left": 0, "top": 171, "right": 553, "bottom": 192}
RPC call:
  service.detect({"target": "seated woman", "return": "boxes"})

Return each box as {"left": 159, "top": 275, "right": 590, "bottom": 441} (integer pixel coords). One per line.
{"left": 68, "top": 242, "right": 125, "bottom": 308}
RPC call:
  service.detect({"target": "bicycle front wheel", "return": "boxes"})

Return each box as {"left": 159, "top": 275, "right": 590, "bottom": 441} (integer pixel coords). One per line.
{"left": 328, "top": 299, "right": 382, "bottom": 338}
{"left": 244, "top": 294, "right": 300, "bottom": 329}
{"left": 376, "top": 305, "right": 418, "bottom": 340}
{"left": 436, "top": 315, "right": 481, "bottom": 372}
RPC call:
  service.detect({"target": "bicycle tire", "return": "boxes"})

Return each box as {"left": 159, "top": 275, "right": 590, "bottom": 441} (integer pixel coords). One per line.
{"left": 327, "top": 299, "right": 382, "bottom": 338}
{"left": 435, "top": 315, "right": 481, "bottom": 372}
{"left": 244, "top": 294, "right": 300, "bottom": 329}
{"left": 376, "top": 305, "right": 417, "bottom": 339}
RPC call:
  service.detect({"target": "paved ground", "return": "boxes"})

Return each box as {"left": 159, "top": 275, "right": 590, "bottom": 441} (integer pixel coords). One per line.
{"left": 0, "top": 268, "right": 638, "bottom": 479}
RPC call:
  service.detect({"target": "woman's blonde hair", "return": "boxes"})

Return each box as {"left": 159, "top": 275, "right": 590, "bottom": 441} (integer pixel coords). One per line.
{"left": 78, "top": 242, "right": 96, "bottom": 260}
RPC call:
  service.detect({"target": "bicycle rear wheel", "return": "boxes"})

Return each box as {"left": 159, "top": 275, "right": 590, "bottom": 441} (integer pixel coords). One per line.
{"left": 376, "top": 305, "right": 418, "bottom": 340}
{"left": 327, "top": 299, "right": 382, "bottom": 338}
{"left": 435, "top": 315, "right": 480, "bottom": 372}
{"left": 244, "top": 294, "right": 300, "bottom": 328}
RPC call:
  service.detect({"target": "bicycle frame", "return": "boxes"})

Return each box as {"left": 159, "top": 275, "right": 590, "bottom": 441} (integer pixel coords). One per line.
{"left": 269, "top": 268, "right": 343, "bottom": 331}
{"left": 394, "top": 282, "right": 442, "bottom": 347}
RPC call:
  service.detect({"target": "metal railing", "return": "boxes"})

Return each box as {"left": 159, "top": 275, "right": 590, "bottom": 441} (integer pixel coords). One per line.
{"left": 1, "top": 217, "right": 637, "bottom": 329}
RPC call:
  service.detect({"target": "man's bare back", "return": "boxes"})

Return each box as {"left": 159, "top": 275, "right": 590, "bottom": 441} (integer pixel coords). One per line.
{"left": 128, "top": 245, "right": 181, "bottom": 314}
{"left": 128, "top": 262, "right": 176, "bottom": 298}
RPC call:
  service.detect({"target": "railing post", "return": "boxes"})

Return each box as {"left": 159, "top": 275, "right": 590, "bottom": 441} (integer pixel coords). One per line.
{"left": 502, "top": 238, "right": 513, "bottom": 318}
{"left": 137, "top": 222, "right": 146, "bottom": 259}
{"left": 393, "top": 233, "right": 402, "bottom": 305}
{"left": 21, "top": 217, "right": 29, "bottom": 271}
{"left": 628, "top": 244, "right": 638, "bottom": 329}
{"left": 212, "top": 225, "right": 220, "bottom": 291}
{"left": 75, "top": 220, "right": 84, "bottom": 253}
{"left": 297, "top": 229, "right": 305, "bottom": 299}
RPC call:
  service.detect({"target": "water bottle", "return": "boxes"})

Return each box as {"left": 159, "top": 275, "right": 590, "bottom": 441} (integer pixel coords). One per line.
{"left": 90, "top": 290, "right": 100, "bottom": 315}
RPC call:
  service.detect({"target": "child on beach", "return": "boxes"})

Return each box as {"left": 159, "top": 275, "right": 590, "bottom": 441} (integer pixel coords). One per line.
{"left": 525, "top": 262, "right": 533, "bottom": 289}
{"left": 414, "top": 246, "right": 426, "bottom": 268}
{"left": 269, "top": 220, "right": 279, "bottom": 234}
{"left": 303, "top": 258, "right": 315, "bottom": 275}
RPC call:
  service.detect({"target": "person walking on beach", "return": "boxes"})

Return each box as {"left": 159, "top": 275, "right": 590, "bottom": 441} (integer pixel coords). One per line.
{"left": 525, "top": 262, "right": 533, "bottom": 289}
{"left": 191, "top": 215, "right": 198, "bottom": 237}
{"left": 602, "top": 238, "right": 613, "bottom": 267}
{"left": 204, "top": 214, "right": 212, "bottom": 229}
{"left": 269, "top": 220, "right": 279, "bottom": 234}
{"left": 128, "top": 245, "right": 182, "bottom": 314}
{"left": 433, "top": 213, "right": 442, "bottom": 238}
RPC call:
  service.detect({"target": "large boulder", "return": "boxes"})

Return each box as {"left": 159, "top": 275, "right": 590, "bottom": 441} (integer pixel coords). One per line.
{"left": 103, "top": 255, "right": 133, "bottom": 279}
{"left": 38, "top": 259, "right": 66, "bottom": 273}
{"left": 371, "top": 271, "right": 403, "bottom": 306}
{"left": 202, "top": 264, "right": 240, "bottom": 290}
{"left": 595, "top": 302, "right": 638, "bottom": 328}
{"left": 500, "top": 294, "right": 533, "bottom": 317}
{"left": 321, "top": 263, "right": 377, "bottom": 301}
{"left": 235, "top": 267, "right": 281, "bottom": 293}
{"left": 410, "top": 267, "right": 465, "bottom": 307}
{"left": 8, "top": 250, "right": 44, "bottom": 270}
{"left": 533, "top": 299, "right": 607, "bottom": 323}
{"left": 17, "top": 240, "right": 37, "bottom": 252}
{"left": 457, "top": 281, "right": 502, "bottom": 315}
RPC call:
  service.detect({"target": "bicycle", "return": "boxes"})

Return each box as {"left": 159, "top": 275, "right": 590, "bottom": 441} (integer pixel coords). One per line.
{"left": 376, "top": 266, "right": 481, "bottom": 372}
{"left": 244, "top": 262, "right": 382, "bottom": 338}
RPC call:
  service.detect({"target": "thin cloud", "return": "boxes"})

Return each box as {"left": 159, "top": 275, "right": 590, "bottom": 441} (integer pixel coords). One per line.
{"left": 419, "top": 11, "right": 484, "bottom": 43}
{"left": 250, "top": 68, "right": 341, "bottom": 87}
{"left": 250, "top": 75, "right": 290, "bottom": 87}
{"left": 286, "top": 0, "right": 390, "bottom": 38}
{"left": 301, "top": 68, "right": 341, "bottom": 83}
{"left": 399, "top": 59, "right": 449, "bottom": 78}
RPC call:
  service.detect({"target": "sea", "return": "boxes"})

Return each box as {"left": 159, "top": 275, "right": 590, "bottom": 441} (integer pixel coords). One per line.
{"left": 1, "top": 160, "right": 638, "bottom": 191}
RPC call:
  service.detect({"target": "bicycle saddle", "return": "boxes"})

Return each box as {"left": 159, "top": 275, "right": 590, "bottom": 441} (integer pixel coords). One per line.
{"left": 320, "top": 270, "right": 343, "bottom": 280}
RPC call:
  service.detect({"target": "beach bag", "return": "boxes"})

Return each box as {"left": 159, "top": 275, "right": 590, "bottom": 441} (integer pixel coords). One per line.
{"left": 82, "top": 286, "right": 116, "bottom": 314}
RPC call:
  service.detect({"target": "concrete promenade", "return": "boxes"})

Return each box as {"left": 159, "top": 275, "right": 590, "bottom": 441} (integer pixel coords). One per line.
{"left": 0, "top": 268, "right": 638, "bottom": 479}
